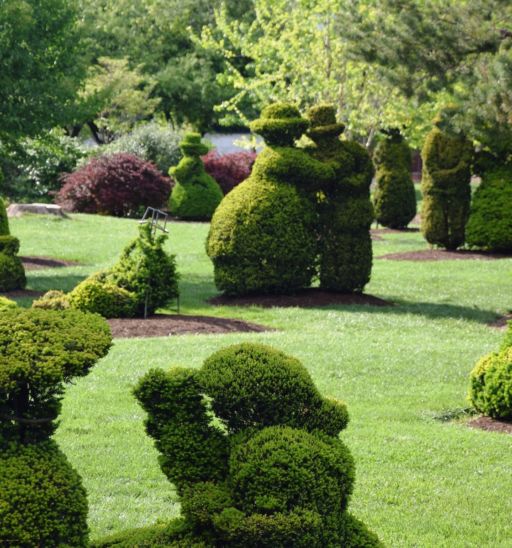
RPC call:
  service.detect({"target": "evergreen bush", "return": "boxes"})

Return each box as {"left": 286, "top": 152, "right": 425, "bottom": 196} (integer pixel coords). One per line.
{"left": 501, "top": 321, "right": 512, "bottom": 352}
{"left": 169, "top": 133, "right": 223, "bottom": 220}
{"left": 0, "top": 295, "right": 17, "bottom": 309}
{"left": 0, "top": 235, "right": 26, "bottom": 292}
{"left": 129, "top": 343, "right": 381, "bottom": 547}
{"left": 372, "top": 128, "right": 416, "bottom": 229}
{"left": 32, "top": 290, "right": 70, "bottom": 310}
{"left": 207, "top": 103, "right": 332, "bottom": 295}
{"left": 420, "top": 112, "right": 473, "bottom": 250}
{"left": 0, "top": 197, "right": 9, "bottom": 235}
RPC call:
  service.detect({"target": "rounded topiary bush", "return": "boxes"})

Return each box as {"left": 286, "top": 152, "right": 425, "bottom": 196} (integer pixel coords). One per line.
{"left": 169, "top": 133, "right": 223, "bottom": 220}
{"left": 0, "top": 440, "right": 88, "bottom": 547}
{"left": 372, "top": 129, "right": 416, "bottom": 229}
{"left": 57, "top": 153, "right": 172, "bottom": 217}
{"left": 0, "top": 235, "right": 26, "bottom": 292}
{"left": 469, "top": 346, "right": 512, "bottom": 419}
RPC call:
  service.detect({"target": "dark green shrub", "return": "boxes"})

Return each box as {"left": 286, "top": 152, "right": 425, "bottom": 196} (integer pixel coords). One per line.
{"left": 469, "top": 347, "right": 512, "bottom": 419}
{"left": 372, "top": 129, "right": 416, "bottom": 229}
{"left": 32, "top": 289, "right": 71, "bottom": 310}
{"left": 0, "top": 235, "right": 26, "bottom": 292}
{"left": 0, "top": 295, "right": 17, "bottom": 310}
{"left": 0, "top": 197, "right": 9, "bottom": 235}
{"left": 466, "top": 164, "right": 512, "bottom": 251}
{"left": 169, "top": 133, "right": 223, "bottom": 220}
{"left": 207, "top": 103, "right": 332, "bottom": 295}
{"left": 306, "top": 104, "right": 374, "bottom": 292}
{"left": 0, "top": 440, "right": 88, "bottom": 547}
{"left": 420, "top": 118, "right": 473, "bottom": 250}
{"left": 501, "top": 321, "right": 512, "bottom": 351}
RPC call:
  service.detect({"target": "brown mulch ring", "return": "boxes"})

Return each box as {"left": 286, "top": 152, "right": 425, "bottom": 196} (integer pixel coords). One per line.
{"left": 467, "top": 416, "right": 512, "bottom": 434}
{"left": 1, "top": 289, "right": 44, "bottom": 299}
{"left": 21, "top": 256, "right": 80, "bottom": 270}
{"left": 372, "top": 227, "right": 420, "bottom": 234}
{"left": 107, "top": 314, "right": 272, "bottom": 338}
{"left": 488, "top": 313, "right": 512, "bottom": 329}
{"left": 210, "top": 289, "right": 392, "bottom": 308}
{"left": 379, "top": 249, "right": 512, "bottom": 261}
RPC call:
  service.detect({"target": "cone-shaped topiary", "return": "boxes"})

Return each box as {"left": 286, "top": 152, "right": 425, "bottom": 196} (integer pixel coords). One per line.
{"left": 206, "top": 103, "right": 333, "bottom": 295}
{"left": 0, "top": 308, "right": 111, "bottom": 546}
{"left": 373, "top": 128, "right": 417, "bottom": 229}
{"left": 0, "top": 235, "right": 26, "bottom": 291}
{"left": 169, "top": 133, "right": 224, "bottom": 220}
{"left": 306, "top": 104, "right": 374, "bottom": 292}
{"left": 128, "top": 343, "right": 382, "bottom": 547}
{"left": 420, "top": 110, "right": 473, "bottom": 250}
{"left": 465, "top": 156, "right": 512, "bottom": 252}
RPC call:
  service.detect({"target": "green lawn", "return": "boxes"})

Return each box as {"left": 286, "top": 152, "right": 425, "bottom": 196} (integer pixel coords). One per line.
{"left": 7, "top": 213, "right": 512, "bottom": 547}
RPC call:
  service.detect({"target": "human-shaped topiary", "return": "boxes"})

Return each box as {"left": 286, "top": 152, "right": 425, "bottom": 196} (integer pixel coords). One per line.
{"left": 169, "top": 133, "right": 223, "bottom": 220}
{"left": 206, "top": 103, "right": 333, "bottom": 295}
{"left": 373, "top": 128, "right": 417, "bottom": 229}
{"left": 0, "top": 308, "right": 112, "bottom": 546}
{"left": 130, "top": 343, "right": 382, "bottom": 547}
{"left": 306, "top": 104, "right": 374, "bottom": 293}
{"left": 420, "top": 108, "right": 473, "bottom": 250}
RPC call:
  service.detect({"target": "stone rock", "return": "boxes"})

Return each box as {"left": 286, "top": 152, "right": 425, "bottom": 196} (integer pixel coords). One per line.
{"left": 7, "top": 203, "right": 69, "bottom": 219}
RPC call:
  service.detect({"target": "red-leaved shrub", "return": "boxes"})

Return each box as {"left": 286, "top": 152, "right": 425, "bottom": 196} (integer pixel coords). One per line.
{"left": 202, "top": 150, "right": 257, "bottom": 195}
{"left": 57, "top": 153, "right": 172, "bottom": 217}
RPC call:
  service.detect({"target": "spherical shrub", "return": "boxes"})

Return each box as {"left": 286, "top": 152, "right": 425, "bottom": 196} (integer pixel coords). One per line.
{"left": 202, "top": 150, "right": 257, "bottom": 195}
{"left": 373, "top": 130, "right": 416, "bottom": 229}
{"left": 0, "top": 295, "right": 17, "bottom": 310}
{"left": 469, "top": 347, "right": 512, "bottom": 419}
{"left": 0, "top": 440, "right": 88, "bottom": 547}
{"left": 199, "top": 343, "right": 348, "bottom": 435}
{"left": 0, "top": 308, "right": 112, "bottom": 442}
{"left": 32, "top": 290, "right": 70, "bottom": 310}
{"left": 0, "top": 197, "right": 9, "bottom": 235}
{"left": 169, "top": 134, "right": 223, "bottom": 220}
{"left": 466, "top": 165, "right": 512, "bottom": 252}
{"left": 57, "top": 153, "right": 172, "bottom": 217}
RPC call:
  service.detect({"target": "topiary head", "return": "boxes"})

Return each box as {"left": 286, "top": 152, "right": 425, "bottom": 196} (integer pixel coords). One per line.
{"left": 180, "top": 133, "right": 209, "bottom": 157}
{"left": 433, "top": 104, "right": 462, "bottom": 135}
{"left": 249, "top": 103, "right": 309, "bottom": 146}
{"left": 306, "top": 104, "right": 345, "bottom": 144}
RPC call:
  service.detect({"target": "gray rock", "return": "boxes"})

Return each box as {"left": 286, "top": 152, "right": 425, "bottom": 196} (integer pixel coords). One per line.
{"left": 7, "top": 203, "right": 69, "bottom": 218}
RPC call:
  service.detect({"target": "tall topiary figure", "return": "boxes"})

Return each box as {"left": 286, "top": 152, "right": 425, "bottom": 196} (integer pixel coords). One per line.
{"left": 373, "top": 128, "right": 417, "bottom": 229}
{"left": 306, "top": 104, "right": 374, "bottom": 293}
{"left": 169, "top": 133, "right": 223, "bottom": 220}
{"left": 0, "top": 198, "right": 9, "bottom": 235}
{"left": 129, "top": 343, "right": 382, "bottom": 547}
{"left": 207, "top": 103, "right": 333, "bottom": 295}
{"left": 0, "top": 308, "right": 111, "bottom": 547}
{"left": 420, "top": 109, "right": 473, "bottom": 250}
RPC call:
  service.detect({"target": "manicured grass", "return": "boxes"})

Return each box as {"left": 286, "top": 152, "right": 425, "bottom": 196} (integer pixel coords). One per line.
{"left": 7, "top": 213, "right": 512, "bottom": 546}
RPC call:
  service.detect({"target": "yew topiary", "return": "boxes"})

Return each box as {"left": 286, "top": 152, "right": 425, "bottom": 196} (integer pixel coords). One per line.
{"left": 0, "top": 234, "right": 26, "bottom": 292}
{"left": 0, "top": 197, "right": 9, "bottom": 235}
{"left": 169, "top": 133, "right": 223, "bottom": 220}
{"left": 207, "top": 103, "right": 332, "bottom": 295}
{"left": 420, "top": 111, "right": 473, "bottom": 250}
{"left": 129, "top": 343, "right": 381, "bottom": 547}
{"left": 373, "top": 128, "right": 416, "bottom": 229}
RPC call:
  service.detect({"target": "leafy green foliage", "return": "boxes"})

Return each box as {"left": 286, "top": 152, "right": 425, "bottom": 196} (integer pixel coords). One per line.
{"left": 0, "top": 440, "right": 88, "bottom": 547}
{"left": 501, "top": 322, "right": 512, "bottom": 352}
{"left": 32, "top": 290, "right": 71, "bottom": 310}
{"left": 466, "top": 164, "right": 512, "bottom": 252}
{"left": 469, "top": 347, "right": 512, "bottom": 419}
{"left": 421, "top": 124, "right": 473, "bottom": 250}
{"left": 373, "top": 130, "right": 416, "bottom": 229}
{"left": 0, "top": 296, "right": 17, "bottom": 310}
{"left": 0, "top": 235, "right": 25, "bottom": 292}
{"left": 0, "top": 198, "right": 9, "bottom": 235}
{"left": 169, "top": 134, "right": 223, "bottom": 220}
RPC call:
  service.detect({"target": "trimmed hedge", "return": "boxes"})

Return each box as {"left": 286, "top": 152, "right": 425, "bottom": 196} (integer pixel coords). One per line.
{"left": 169, "top": 133, "right": 223, "bottom": 220}
{"left": 0, "top": 235, "right": 26, "bottom": 292}
{"left": 420, "top": 125, "right": 473, "bottom": 250}
{"left": 373, "top": 129, "right": 416, "bottom": 229}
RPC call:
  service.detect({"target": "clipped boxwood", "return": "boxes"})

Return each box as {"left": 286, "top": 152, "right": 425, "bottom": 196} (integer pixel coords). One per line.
{"left": 0, "top": 235, "right": 26, "bottom": 292}
{"left": 169, "top": 133, "right": 223, "bottom": 220}
{"left": 373, "top": 128, "right": 416, "bottom": 229}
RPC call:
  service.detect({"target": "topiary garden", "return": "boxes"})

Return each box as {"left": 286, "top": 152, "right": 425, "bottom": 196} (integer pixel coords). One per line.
{"left": 0, "top": 193, "right": 26, "bottom": 292}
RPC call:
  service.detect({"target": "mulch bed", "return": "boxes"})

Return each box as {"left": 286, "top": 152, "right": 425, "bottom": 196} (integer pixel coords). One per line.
{"left": 488, "top": 313, "right": 512, "bottom": 329}
{"left": 21, "top": 256, "right": 80, "bottom": 270}
{"left": 210, "top": 289, "right": 392, "bottom": 308}
{"left": 379, "top": 249, "right": 512, "bottom": 261}
{"left": 467, "top": 416, "right": 512, "bottom": 434}
{"left": 107, "top": 314, "right": 272, "bottom": 338}
{"left": 1, "top": 289, "right": 44, "bottom": 298}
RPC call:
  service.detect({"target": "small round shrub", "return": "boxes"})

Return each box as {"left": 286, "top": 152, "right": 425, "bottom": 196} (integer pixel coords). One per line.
{"left": 469, "top": 347, "right": 512, "bottom": 419}
{"left": 0, "top": 296, "right": 17, "bottom": 310}
{"left": 202, "top": 150, "right": 257, "bottom": 195}
{"left": 58, "top": 153, "right": 171, "bottom": 217}
{"left": 466, "top": 164, "right": 512, "bottom": 252}
{"left": 169, "top": 134, "right": 223, "bottom": 220}
{"left": 69, "top": 277, "right": 138, "bottom": 318}
{"left": 0, "top": 440, "right": 88, "bottom": 547}
{"left": 0, "top": 197, "right": 9, "bottom": 235}
{"left": 373, "top": 129, "right": 416, "bottom": 229}
{"left": 32, "top": 290, "right": 70, "bottom": 310}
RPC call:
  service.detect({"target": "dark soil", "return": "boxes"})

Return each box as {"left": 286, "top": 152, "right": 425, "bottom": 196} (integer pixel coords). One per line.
{"left": 488, "top": 313, "right": 512, "bottom": 329}
{"left": 379, "top": 249, "right": 512, "bottom": 261}
{"left": 21, "top": 256, "right": 80, "bottom": 270}
{"left": 468, "top": 416, "right": 512, "bottom": 434}
{"left": 1, "top": 289, "right": 44, "bottom": 298}
{"left": 209, "top": 289, "right": 392, "bottom": 308}
{"left": 107, "top": 314, "right": 272, "bottom": 338}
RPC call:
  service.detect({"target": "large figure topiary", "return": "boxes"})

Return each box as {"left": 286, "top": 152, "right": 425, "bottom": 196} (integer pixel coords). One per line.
{"left": 126, "top": 343, "right": 382, "bottom": 547}
{"left": 420, "top": 109, "right": 473, "bottom": 250}
{"left": 206, "top": 103, "right": 333, "bottom": 295}
{"left": 169, "top": 133, "right": 223, "bottom": 220}
{"left": 373, "top": 128, "right": 417, "bottom": 229}
{"left": 306, "top": 104, "right": 374, "bottom": 292}
{"left": 0, "top": 308, "right": 111, "bottom": 546}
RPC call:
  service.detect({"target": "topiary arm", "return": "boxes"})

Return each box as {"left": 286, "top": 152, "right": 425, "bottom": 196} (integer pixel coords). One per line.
{"left": 343, "top": 141, "right": 375, "bottom": 191}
